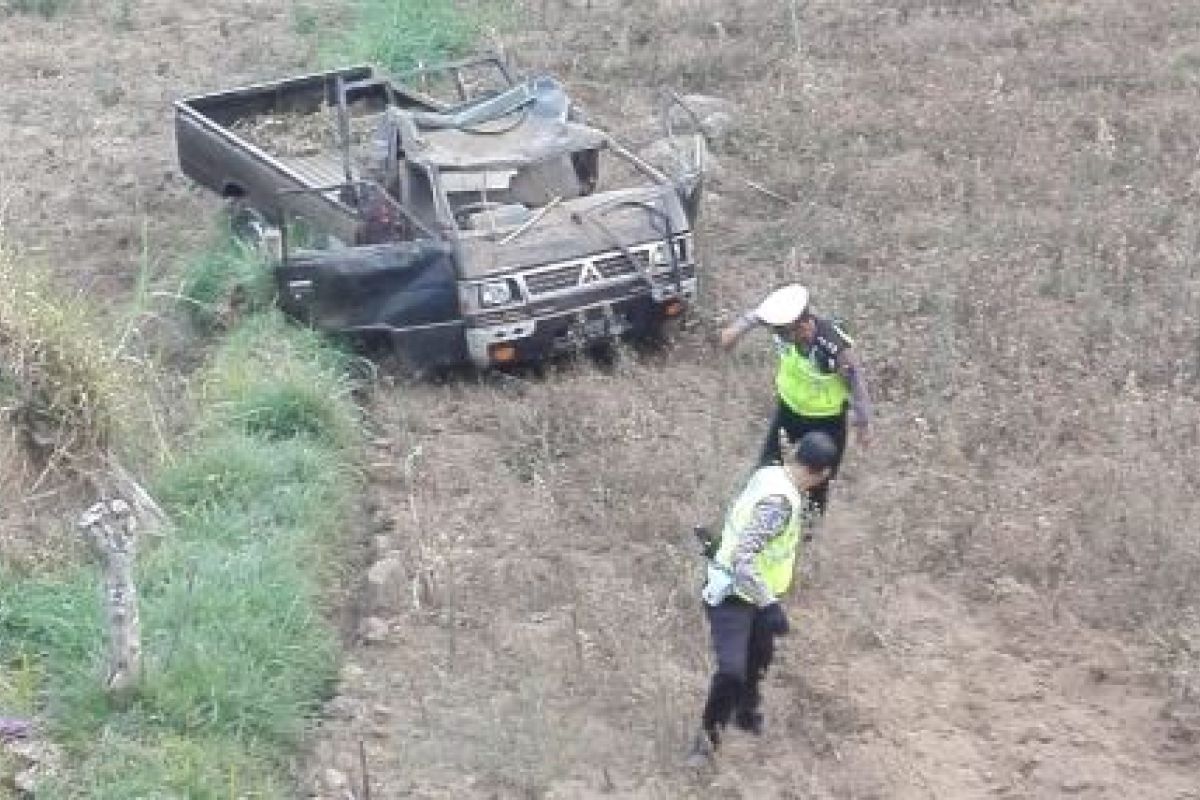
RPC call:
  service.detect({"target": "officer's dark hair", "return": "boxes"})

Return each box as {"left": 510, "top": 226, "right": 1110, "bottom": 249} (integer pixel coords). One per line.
{"left": 795, "top": 431, "right": 839, "bottom": 469}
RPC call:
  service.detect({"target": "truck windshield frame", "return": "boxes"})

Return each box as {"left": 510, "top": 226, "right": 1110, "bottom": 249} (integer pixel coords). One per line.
{"left": 277, "top": 181, "right": 444, "bottom": 260}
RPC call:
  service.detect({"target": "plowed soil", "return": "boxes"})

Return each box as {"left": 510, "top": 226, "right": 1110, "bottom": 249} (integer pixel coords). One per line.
{"left": 4, "top": 1, "right": 1199, "bottom": 798}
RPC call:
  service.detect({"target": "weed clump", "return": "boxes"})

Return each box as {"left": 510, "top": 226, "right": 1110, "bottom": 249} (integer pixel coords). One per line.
{"left": 200, "top": 313, "right": 361, "bottom": 448}
{"left": 3, "top": 0, "right": 74, "bottom": 18}
{"left": 0, "top": 235, "right": 131, "bottom": 466}
{"left": 179, "top": 236, "right": 275, "bottom": 333}
{"left": 325, "top": 0, "right": 482, "bottom": 72}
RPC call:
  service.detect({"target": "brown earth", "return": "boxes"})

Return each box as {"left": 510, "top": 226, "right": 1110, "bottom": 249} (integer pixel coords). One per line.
{"left": 3, "top": 0, "right": 1200, "bottom": 798}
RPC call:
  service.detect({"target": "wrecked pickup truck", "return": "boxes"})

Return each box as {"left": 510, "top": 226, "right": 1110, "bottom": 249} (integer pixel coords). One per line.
{"left": 173, "top": 55, "right": 703, "bottom": 369}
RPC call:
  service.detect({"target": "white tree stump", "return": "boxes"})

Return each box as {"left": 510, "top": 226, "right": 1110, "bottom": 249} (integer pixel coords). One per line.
{"left": 77, "top": 498, "right": 143, "bottom": 701}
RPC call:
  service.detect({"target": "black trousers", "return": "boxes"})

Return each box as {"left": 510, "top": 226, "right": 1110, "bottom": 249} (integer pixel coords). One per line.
{"left": 701, "top": 599, "right": 776, "bottom": 739}
{"left": 758, "top": 402, "right": 848, "bottom": 517}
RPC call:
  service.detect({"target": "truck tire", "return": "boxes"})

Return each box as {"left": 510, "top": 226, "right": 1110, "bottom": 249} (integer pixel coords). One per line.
{"left": 227, "top": 199, "right": 270, "bottom": 247}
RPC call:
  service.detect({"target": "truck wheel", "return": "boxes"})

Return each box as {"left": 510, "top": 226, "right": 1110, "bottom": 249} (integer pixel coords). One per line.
{"left": 587, "top": 339, "right": 621, "bottom": 370}
{"left": 227, "top": 199, "right": 270, "bottom": 247}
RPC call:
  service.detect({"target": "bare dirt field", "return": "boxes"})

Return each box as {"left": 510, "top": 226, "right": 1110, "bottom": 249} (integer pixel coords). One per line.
{"left": 4, "top": 0, "right": 1200, "bottom": 798}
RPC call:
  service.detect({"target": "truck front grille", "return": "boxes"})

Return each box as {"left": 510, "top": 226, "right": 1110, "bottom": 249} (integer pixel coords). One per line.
{"left": 524, "top": 264, "right": 583, "bottom": 295}
{"left": 523, "top": 248, "right": 653, "bottom": 296}
{"left": 595, "top": 250, "right": 651, "bottom": 277}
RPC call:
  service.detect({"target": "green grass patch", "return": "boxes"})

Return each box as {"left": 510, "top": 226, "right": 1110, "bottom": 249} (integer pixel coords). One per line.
{"left": 198, "top": 314, "right": 360, "bottom": 449}
{"left": 35, "top": 731, "right": 285, "bottom": 800}
{"left": 322, "top": 0, "right": 496, "bottom": 73}
{"left": 0, "top": 237, "right": 138, "bottom": 460}
{"left": 1, "top": 308, "right": 362, "bottom": 797}
{"left": 3, "top": 0, "right": 73, "bottom": 18}
{"left": 178, "top": 235, "right": 275, "bottom": 333}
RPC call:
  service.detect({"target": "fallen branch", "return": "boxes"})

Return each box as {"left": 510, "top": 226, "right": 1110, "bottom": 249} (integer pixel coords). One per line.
{"left": 499, "top": 195, "right": 561, "bottom": 246}
{"left": 738, "top": 176, "right": 795, "bottom": 205}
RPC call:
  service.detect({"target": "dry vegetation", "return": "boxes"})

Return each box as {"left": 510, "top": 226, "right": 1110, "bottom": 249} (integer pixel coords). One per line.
{"left": 510, "top": 0, "right": 1200, "bottom": 675}
{"left": 0, "top": 233, "right": 133, "bottom": 573}
{"left": 3, "top": 0, "right": 1200, "bottom": 797}
{"left": 307, "top": 0, "right": 1200, "bottom": 796}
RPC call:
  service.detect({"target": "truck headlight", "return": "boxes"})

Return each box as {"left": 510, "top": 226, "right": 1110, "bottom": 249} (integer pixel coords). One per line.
{"left": 480, "top": 280, "right": 515, "bottom": 307}
{"left": 649, "top": 242, "right": 669, "bottom": 267}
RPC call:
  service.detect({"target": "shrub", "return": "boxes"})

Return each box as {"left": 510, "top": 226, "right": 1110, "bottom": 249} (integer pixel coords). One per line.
{"left": 0, "top": 235, "right": 132, "bottom": 464}
{"left": 325, "top": 0, "right": 483, "bottom": 73}
{"left": 178, "top": 236, "right": 275, "bottom": 333}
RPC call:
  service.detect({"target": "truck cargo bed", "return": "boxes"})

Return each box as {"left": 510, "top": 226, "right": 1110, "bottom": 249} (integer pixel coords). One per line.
{"left": 279, "top": 154, "right": 354, "bottom": 187}
{"left": 173, "top": 66, "right": 392, "bottom": 230}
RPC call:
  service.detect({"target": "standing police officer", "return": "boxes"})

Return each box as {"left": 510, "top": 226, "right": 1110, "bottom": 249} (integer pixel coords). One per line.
{"left": 687, "top": 431, "right": 841, "bottom": 766}
{"left": 719, "top": 284, "right": 872, "bottom": 520}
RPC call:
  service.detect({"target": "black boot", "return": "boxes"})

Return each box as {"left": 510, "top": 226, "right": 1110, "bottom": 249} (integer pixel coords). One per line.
{"left": 701, "top": 672, "right": 743, "bottom": 736}
{"left": 734, "top": 677, "right": 764, "bottom": 735}
{"left": 734, "top": 708, "right": 764, "bottom": 735}
{"left": 691, "top": 671, "right": 742, "bottom": 764}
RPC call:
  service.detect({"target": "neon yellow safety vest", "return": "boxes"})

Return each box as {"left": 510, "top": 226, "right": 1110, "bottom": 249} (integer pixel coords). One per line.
{"left": 711, "top": 466, "right": 804, "bottom": 601}
{"left": 776, "top": 344, "right": 851, "bottom": 418}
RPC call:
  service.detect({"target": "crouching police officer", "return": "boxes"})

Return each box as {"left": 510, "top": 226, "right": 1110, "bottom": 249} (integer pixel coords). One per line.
{"left": 687, "top": 430, "right": 841, "bottom": 766}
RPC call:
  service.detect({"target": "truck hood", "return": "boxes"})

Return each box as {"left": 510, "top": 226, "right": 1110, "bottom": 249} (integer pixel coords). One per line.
{"left": 453, "top": 187, "right": 691, "bottom": 279}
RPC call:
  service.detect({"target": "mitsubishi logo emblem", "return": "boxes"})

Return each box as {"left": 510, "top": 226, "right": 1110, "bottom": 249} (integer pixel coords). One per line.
{"left": 578, "top": 262, "right": 603, "bottom": 285}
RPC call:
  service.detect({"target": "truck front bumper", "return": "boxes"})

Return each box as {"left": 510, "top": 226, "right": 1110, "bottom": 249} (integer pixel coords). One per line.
{"left": 464, "top": 278, "right": 696, "bottom": 368}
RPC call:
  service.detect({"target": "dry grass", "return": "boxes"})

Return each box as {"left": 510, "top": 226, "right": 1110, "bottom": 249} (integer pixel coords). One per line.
{"left": 0, "top": 231, "right": 131, "bottom": 572}
{"left": 419, "top": 0, "right": 1200, "bottom": 785}
{"left": 305, "top": 0, "right": 1200, "bottom": 789}
{"left": 510, "top": 0, "right": 1200, "bottom": 638}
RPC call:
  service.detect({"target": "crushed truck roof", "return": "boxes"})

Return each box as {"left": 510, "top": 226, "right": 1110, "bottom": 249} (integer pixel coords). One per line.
{"left": 410, "top": 120, "right": 607, "bottom": 170}
{"left": 399, "top": 76, "right": 609, "bottom": 170}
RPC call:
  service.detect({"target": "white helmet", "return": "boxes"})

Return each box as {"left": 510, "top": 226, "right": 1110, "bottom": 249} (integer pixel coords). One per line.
{"left": 753, "top": 284, "right": 809, "bottom": 326}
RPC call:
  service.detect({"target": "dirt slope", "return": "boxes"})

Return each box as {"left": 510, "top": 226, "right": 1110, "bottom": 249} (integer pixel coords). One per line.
{"left": 303, "top": 0, "right": 1200, "bottom": 797}
{"left": 302, "top": 369, "right": 1198, "bottom": 799}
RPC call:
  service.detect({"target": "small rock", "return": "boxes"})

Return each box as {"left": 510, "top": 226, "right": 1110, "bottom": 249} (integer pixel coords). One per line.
{"left": 1060, "top": 778, "right": 1095, "bottom": 794}
{"left": 371, "top": 534, "right": 395, "bottom": 557}
{"left": 366, "top": 557, "right": 403, "bottom": 612}
{"left": 322, "top": 767, "right": 349, "bottom": 793}
{"left": 678, "top": 93, "right": 735, "bottom": 120}
{"left": 671, "top": 94, "right": 739, "bottom": 146}
{"left": 0, "top": 717, "right": 31, "bottom": 741}
{"left": 698, "top": 110, "right": 735, "bottom": 144}
{"left": 16, "top": 766, "right": 39, "bottom": 795}
{"left": 359, "top": 616, "right": 391, "bottom": 644}
{"left": 339, "top": 662, "right": 366, "bottom": 690}
{"left": 992, "top": 575, "right": 1035, "bottom": 600}
{"left": 367, "top": 557, "right": 401, "bottom": 586}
